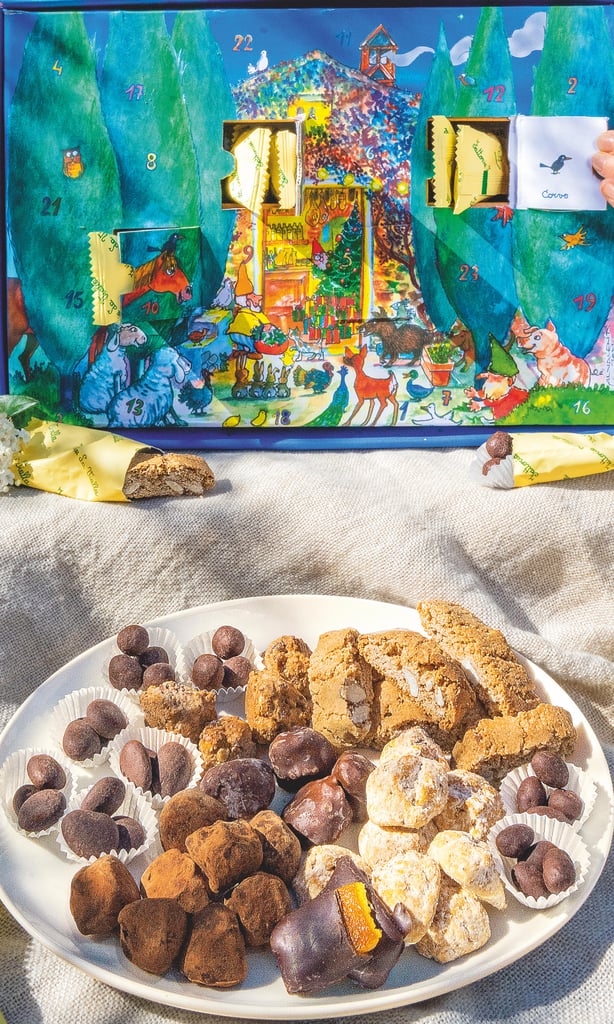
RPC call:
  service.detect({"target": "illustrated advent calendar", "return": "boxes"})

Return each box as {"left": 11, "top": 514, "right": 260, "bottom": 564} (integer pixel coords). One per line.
{"left": 2, "top": 1, "right": 613, "bottom": 448}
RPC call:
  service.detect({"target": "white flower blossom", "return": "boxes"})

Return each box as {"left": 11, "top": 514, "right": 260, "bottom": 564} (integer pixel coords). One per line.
{"left": 0, "top": 413, "right": 29, "bottom": 493}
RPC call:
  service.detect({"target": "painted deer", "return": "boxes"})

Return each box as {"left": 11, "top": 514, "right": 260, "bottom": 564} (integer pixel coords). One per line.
{"left": 342, "top": 345, "right": 399, "bottom": 427}
{"left": 511, "top": 314, "right": 591, "bottom": 387}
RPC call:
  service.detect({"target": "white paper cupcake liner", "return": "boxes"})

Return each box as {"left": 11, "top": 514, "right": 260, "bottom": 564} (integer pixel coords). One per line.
{"left": 488, "top": 811, "right": 590, "bottom": 910}
{"left": 179, "top": 629, "right": 263, "bottom": 697}
{"left": 101, "top": 626, "right": 183, "bottom": 702}
{"left": 49, "top": 686, "right": 144, "bottom": 768}
{"left": 108, "top": 724, "right": 203, "bottom": 809}
{"left": 56, "top": 780, "right": 158, "bottom": 865}
{"left": 0, "top": 747, "right": 76, "bottom": 838}
{"left": 499, "top": 761, "right": 597, "bottom": 832}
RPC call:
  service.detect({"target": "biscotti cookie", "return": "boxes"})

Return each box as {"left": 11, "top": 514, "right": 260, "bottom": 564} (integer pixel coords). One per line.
{"left": 417, "top": 600, "right": 540, "bottom": 716}
{"left": 138, "top": 681, "right": 216, "bottom": 744}
{"left": 452, "top": 703, "right": 576, "bottom": 782}
{"left": 262, "top": 636, "right": 312, "bottom": 697}
{"left": 368, "top": 675, "right": 481, "bottom": 752}
{"left": 358, "top": 630, "right": 477, "bottom": 731}
{"left": 123, "top": 452, "right": 215, "bottom": 499}
{"left": 308, "top": 628, "right": 374, "bottom": 749}
{"left": 244, "top": 668, "right": 311, "bottom": 745}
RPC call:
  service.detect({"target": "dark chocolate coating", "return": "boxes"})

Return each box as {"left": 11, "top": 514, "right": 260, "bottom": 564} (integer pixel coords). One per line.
{"left": 485, "top": 430, "right": 513, "bottom": 460}
{"left": 192, "top": 653, "right": 225, "bottom": 691}
{"left": 282, "top": 776, "right": 353, "bottom": 846}
{"left": 139, "top": 645, "right": 169, "bottom": 668}
{"left": 81, "top": 777, "right": 126, "bottom": 816}
{"left": 61, "top": 809, "right": 120, "bottom": 859}
{"left": 117, "top": 624, "right": 149, "bottom": 656}
{"left": 62, "top": 719, "right": 103, "bottom": 761}
{"left": 331, "top": 751, "right": 375, "bottom": 821}
{"left": 26, "top": 754, "right": 66, "bottom": 790}
{"left": 211, "top": 625, "right": 245, "bottom": 659}
{"left": 108, "top": 654, "right": 143, "bottom": 691}
{"left": 269, "top": 727, "right": 337, "bottom": 791}
{"left": 200, "top": 758, "right": 276, "bottom": 819}
{"left": 222, "top": 656, "right": 253, "bottom": 689}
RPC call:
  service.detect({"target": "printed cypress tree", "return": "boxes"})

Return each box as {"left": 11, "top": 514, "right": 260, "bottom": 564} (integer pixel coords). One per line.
{"left": 99, "top": 12, "right": 200, "bottom": 229}
{"left": 410, "top": 23, "right": 458, "bottom": 333}
{"left": 7, "top": 12, "right": 122, "bottom": 407}
{"left": 512, "top": 5, "right": 614, "bottom": 357}
{"left": 172, "top": 11, "right": 237, "bottom": 306}
{"left": 314, "top": 203, "right": 363, "bottom": 299}
{"left": 433, "top": 7, "right": 518, "bottom": 373}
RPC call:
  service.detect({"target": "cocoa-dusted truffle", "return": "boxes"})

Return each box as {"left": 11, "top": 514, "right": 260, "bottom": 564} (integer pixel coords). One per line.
{"left": 250, "top": 810, "right": 302, "bottom": 884}
{"left": 181, "top": 903, "right": 247, "bottom": 988}
{"left": 199, "top": 757, "right": 275, "bottom": 820}
{"left": 118, "top": 897, "right": 189, "bottom": 975}
{"left": 117, "top": 624, "right": 150, "bottom": 656}
{"left": 140, "top": 849, "right": 210, "bottom": 913}
{"left": 185, "top": 818, "right": 263, "bottom": 894}
{"left": 159, "top": 789, "right": 227, "bottom": 852}
{"left": 109, "top": 653, "right": 143, "bottom": 691}
{"left": 224, "top": 871, "right": 292, "bottom": 947}
{"left": 192, "top": 653, "right": 225, "bottom": 691}
{"left": 211, "top": 625, "right": 245, "bottom": 660}
{"left": 70, "top": 854, "right": 140, "bottom": 935}
{"left": 268, "top": 726, "right": 337, "bottom": 792}
{"left": 282, "top": 775, "right": 353, "bottom": 846}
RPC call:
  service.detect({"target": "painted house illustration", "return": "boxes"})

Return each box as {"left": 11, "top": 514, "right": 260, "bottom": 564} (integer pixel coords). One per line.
{"left": 359, "top": 24, "right": 397, "bottom": 86}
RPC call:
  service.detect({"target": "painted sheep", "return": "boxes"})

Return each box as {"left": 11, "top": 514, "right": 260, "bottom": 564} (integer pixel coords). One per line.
{"left": 76, "top": 322, "right": 147, "bottom": 414}
{"left": 107, "top": 345, "right": 191, "bottom": 427}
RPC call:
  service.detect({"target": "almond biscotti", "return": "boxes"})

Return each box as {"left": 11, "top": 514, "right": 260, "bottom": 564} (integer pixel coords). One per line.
{"left": 358, "top": 630, "right": 477, "bottom": 731}
{"left": 452, "top": 702, "right": 576, "bottom": 781}
{"left": 308, "top": 628, "right": 374, "bottom": 749}
{"left": 417, "top": 600, "right": 540, "bottom": 717}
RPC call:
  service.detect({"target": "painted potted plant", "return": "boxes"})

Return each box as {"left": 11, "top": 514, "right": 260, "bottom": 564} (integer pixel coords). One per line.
{"left": 421, "top": 340, "right": 460, "bottom": 386}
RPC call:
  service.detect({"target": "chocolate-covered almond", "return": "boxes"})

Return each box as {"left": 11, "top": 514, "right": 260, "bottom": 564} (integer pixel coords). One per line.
{"left": 331, "top": 751, "right": 375, "bottom": 820}
{"left": 530, "top": 751, "right": 569, "bottom": 789}
{"left": 222, "top": 656, "right": 253, "bottom": 689}
{"left": 61, "top": 809, "right": 120, "bottom": 859}
{"left": 200, "top": 758, "right": 275, "bottom": 819}
{"left": 542, "top": 847, "right": 576, "bottom": 894}
{"left": 117, "top": 624, "right": 150, "bottom": 656}
{"left": 158, "top": 742, "right": 193, "bottom": 799}
{"left": 18, "top": 789, "right": 66, "bottom": 832}
{"left": 512, "top": 859, "right": 550, "bottom": 899}
{"left": 495, "top": 823, "right": 534, "bottom": 859}
{"left": 282, "top": 776, "right": 353, "bottom": 846}
{"left": 81, "top": 777, "right": 126, "bottom": 816}
{"left": 142, "top": 662, "right": 176, "bottom": 689}
{"left": 192, "top": 653, "right": 224, "bottom": 691}
{"left": 516, "top": 775, "right": 547, "bottom": 813}
{"left": 269, "top": 727, "right": 337, "bottom": 792}
{"left": 113, "top": 814, "right": 146, "bottom": 852}
{"left": 108, "top": 653, "right": 143, "bottom": 691}
{"left": 211, "top": 625, "right": 245, "bottom": 659}
{"left": 12, "top": 784, "right": 38, "bottom": 814}
{"left": 63, "top": 719, "right": 103, "bottom": 761}
{"left": 119, "top": 739, "right": 153, "bottom": 791}
{"left": 548, "top": 788, "right": 583, "bottom": 822}
{"left": 139, "top": 645, "right": 169, "bottom": 668}
{"left": 26, "top": 754, "right": 66, "bottom": 790}
{"left": 85, "top": 699, "right": 128, "bottom": 740}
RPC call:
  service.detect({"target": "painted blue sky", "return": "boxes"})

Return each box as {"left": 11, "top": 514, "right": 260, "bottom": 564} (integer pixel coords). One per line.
{"left": 5, "top": 6, "right": 613, "bottom": 115}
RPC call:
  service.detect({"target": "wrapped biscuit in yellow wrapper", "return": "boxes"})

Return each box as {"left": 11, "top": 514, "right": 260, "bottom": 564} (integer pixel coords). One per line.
{"left": 472, "top": 430, "right": 614, "bottom": 488}
{"left": 10, "top": 418, "right": 159, "bottom": 502}
{"left": 454, "top": 124, "right": 508, "bottom": 215}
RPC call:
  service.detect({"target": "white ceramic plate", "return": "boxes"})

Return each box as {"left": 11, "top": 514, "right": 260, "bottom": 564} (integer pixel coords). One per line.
{"left": 0, "top": 595, "right": 612, "bottom": 1020}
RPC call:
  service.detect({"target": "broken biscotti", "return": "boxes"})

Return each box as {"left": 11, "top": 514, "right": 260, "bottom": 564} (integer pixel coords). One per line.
{"left": 452, "top": 702, "right": 576, "bottom": 782}
{"left": 122, "top": 452, "right": 215, "bottom": 499}
{"left": 417, "top": 599, "right": 540, "bottom": 717}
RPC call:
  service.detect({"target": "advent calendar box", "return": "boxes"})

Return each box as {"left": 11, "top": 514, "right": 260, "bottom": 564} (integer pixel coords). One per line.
{"left": 2, "top": 1, "right": 613, "bottom": 448}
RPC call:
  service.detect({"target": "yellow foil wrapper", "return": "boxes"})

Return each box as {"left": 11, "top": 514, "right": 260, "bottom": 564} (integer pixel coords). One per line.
{"left": 11, "top": 418, "right": 158, "bottom": 502}
{"left": 454, "top": 125, "right": 508, "bottom": 215}
{"left": 270, "top": 129, "right": 297, "bottom": 209}
{"left": 430, "top": 115, "right": 456, "bottom": 208}
{"left": 226, "top": 126, "right": 272, "bottom": 216}
{"left": 89, "top": 232, "right": 135, "bottom": 326}
{"left": 511, "top": 432, "right": 614, "bottom": 487}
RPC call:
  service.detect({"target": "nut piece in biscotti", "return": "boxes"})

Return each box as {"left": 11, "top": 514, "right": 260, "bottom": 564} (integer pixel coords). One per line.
{"left": 122, "top": 451, "right": 215, "bottom": 499}
{"left": 138, "top": 681, "right": 216, "bottom": 744}
{"left": 308, "top": 628, "right": 374, "bottom": 749}
{"left": 250, "top": 810, "right": 302, "bottom": 884}
{"left": 159, "top": 789, "right": 228, "bottom": 852}
{"left": 433, "top": 769, "right": 505, "bottom": 841}
{"left": 358, "top": 819, "right": 438, "bottom": 871}
{"left": 415, "top": 876, "right": 491, "bottom": 964}
{"left": 371, "top": 850, "right": 441, "bottom": 944}
{"left": 185, "top": 818, "right": 263, "bottom": 894}
{"left": 224, "top": 871, "right": 292, "bottom": 947}
{"left": 244, "top": 667, "right": 311, "bottom": 744}
{"left": 366, "top": 754, "right": 448, "bottom": 829}
{"left": 358, "top": 630, "right": 477, "bottom": 731}
{"left": 70, "top": 854, "right": 140, "bottom": 935}
{"left": 198, "top": 716, "right": 256, "bottom": 770}
{"left": 452, "top": 703, "right": 577, "bottom": 783}
{"left": 262, "top": 635, "right": 312, "bottom": 696}
{"left": 140, "top": 849, "right": 210, "bottom": 913}
{"left": 417, "top": 599, "right": 540, "bottom": 716}
{"left": 428, "top": 830, "right": 506, "bottom": 909}
{"left": 292, "top": 844, "right": 368, "bottom": 903}
{"left": 118, "top": 897, "right": 189, "bottom": 975}
{"left": 181, "top": 903, "right": 247, "bottom": 988}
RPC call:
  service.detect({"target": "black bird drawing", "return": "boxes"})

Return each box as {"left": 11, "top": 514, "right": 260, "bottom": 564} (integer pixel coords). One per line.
{"left": 540, "top": 154, "right": 572, "bottom": 174}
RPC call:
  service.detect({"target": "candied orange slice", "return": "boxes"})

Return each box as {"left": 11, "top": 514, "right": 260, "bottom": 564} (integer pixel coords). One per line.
{"left": 336, "top": 882, "right": 382, "bottom": 955}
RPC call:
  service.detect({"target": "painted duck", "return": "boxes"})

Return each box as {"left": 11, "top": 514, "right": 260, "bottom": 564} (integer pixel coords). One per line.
{"left": 404, "top": 370, "right": 434, "bottom": 401}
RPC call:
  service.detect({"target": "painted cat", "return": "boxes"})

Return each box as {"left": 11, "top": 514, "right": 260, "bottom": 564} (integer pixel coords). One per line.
{"left": 511, "top": 314, "right": 591, "bottom": 387}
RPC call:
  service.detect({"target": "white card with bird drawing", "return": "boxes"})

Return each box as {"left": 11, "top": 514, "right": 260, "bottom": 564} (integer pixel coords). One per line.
{"left": 509, "top": 115, "right": 607, "bottom": 211}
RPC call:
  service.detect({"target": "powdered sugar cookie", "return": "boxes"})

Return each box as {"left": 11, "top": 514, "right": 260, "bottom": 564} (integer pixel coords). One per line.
{"left": 428, "top": 829, "right": 506, "bottom": 909}
{"left": 365, "top": 754, "right": 448, "bottom": 829}
{"left": 372, "top": 849, "right": 441, "bottom": 944}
